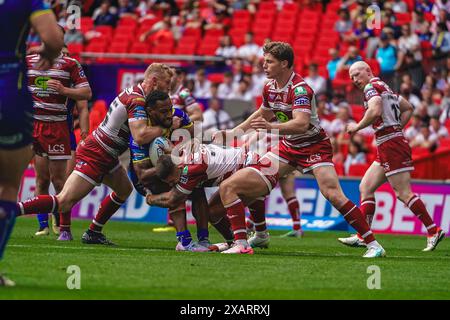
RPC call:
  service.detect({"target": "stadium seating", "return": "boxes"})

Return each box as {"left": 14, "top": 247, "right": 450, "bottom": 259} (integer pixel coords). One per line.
{"left": 348, "top": 163, "right": 370, "bottom": 177}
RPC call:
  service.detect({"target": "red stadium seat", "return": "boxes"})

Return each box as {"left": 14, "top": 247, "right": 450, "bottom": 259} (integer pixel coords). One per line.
{"left": 152, "top": 43, "right": 174, "bottom": 55}
{"left": 366, "top": 59, "right": 380, "bottom": 76}
{"left": 183, "top": 28, "right": 202, "bottom": 39}
{"left": 174, "top": 43, "right": 196, "bottom": 55}
{"left": 395, "top": 12, "right": 412, "bottom": 26}
{"left": 117, "top": 16, "right": 138, "bottom": 28}
{"left": 258, "top": 1, "right": 277, "bottom": 12}
{"left": 207, "top": 73, "right": 224, "bottom": 84}
{"left": 348, "top": 163, "right": 370, "bottom": 177}
{"left": 94, "top": 25, "right": 113, "bottom": 39}
{"left": 129, "top": 42, "right": 150, "bottom": 54}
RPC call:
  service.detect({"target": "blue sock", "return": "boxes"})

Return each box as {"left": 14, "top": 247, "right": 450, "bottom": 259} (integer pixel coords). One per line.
{"left": 197, "top": 228, "right": 209, "bottom": 242}
{"left": 0, "top": 201, "right": 18, "bottom": 260}
{"left": 37, "top": 213, "right": 49, "bottom": 229}
{"left": 176, "top": 230, "right": 192, "bottom": 247}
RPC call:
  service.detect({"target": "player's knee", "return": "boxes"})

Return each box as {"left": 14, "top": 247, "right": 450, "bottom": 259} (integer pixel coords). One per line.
{"left": 219, "top": 179, "right": 237, "bottom": 197}
{"left": 395, "top": 189, "right": 413, "bottom": 204}
{"left": 55, "top": 194, "right": 74, "bottom": 213}
{"left": 359, "top": 183, "right": 374, "bottom": 199}
{"left": 50, "top": 176, "right": 66, "bottom": 193}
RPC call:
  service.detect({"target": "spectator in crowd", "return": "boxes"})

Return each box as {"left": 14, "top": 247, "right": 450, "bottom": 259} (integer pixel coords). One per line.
{"left": 344, "top": 16, "right": 376, "bottom": 56}
{"left": 410, "top": 121, "right": 439, "bottom": 150}
{"left": 411, "top": 10, "right": 431, "bottom": 41}
{"left": 344, "top": 138, "right": 367, "bottom": 175}
{"left": 251, "top": 61, "right": 267, "bottom": 97}
{"left": 217, "top": 71, "right": 235, "bottom": 99}
{"left": 64, "top": 28, "right": 85, "bottom": 44}
{"left": 152, "top": 0, "right": 180, "bottom": 16}
{"left": 215, "top": 35, "right": 237, "bottom": 60}
{"left": 202, "top": 98, "right": 234, "bottom": 137}
{"left": 305, "top": 63, "right": 327, "bottom": 96}
{"left": 229, "top": 78, "right": 253, "bottom": 102}
{"left": 430, "top": 115, "right": 449, "bottom": 138}
{"left": 400, "top": 82, "right": 422, "bottom": 109}
{"left": 396, "top": 24, "right": 423, "bottom": 70}
{"left": 117, "top": 0, "right": 136, "bottom": 18}
{"left": 194, "top": 68, "right": 212, "bottom": 99}
{"left": 330, "top": 104, "right": 355, "bottom": 137}
{"left": 337, "top": 46, "right": 362, "bottom": 72}
{"left": 231, "top": 58, "right": 245, "bottom": 85}
{"left": 431, "top": 22, "right": 450, "bottom": 57}
{"left": 139, "top": 15, "right": 174, "bottom": 44}
{"left": 93, "top": 0, "right": 118, "bottom": 27}
{"left": 422, "top": 88, "right": 442, "bottom": 118}
{"left": 439, "top": 84, "right": 450, "bottom": 124}
{"left": 334, "top": 8, "right": 353, "bottom": 36}
{"left": 401, "top": 72, "right": 422, "bottom": 97}
{"left": 391, "top": 0, "right": 409, "bottom": 13}
{"left": 237, "top": 32, "right": 261, "bottom": 62}
{"left": 317, "top": 95, "right": 333, "bottom": 135}
{"left": 416, "top": 0, "right": 434, "bottom": 13}
{"left": 327, "top": 48, "right": 341, "bottom": 80}
{"left": 210, "top": 83, "right": 220, "bottom": 99}
{"left": 376, "top": 33, "right": 397, "bottom": 84}
{"left": 405, "top": 114, "right": 422, "bottom": 141}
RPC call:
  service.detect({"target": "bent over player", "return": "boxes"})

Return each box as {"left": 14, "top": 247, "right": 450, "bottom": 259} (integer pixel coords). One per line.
{"left": 338, "top": 61, "right": 445, "bottom": 251}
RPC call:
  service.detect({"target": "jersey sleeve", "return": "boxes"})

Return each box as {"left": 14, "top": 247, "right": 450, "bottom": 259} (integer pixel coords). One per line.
{"left": 30, "top": 0, "right": 52, "bottom": 19}
{"left": 179, "top": 88, "right": 196, "bottom": 108}
{"left": 127, "top": 97, "right": 148, "bottom": 122}
{"left": 69, "top": 59, "right": 90, "bottom": 88}
{"left": 175, "top": 164, "right": 208, "bottom": 195}
{"left": 364, "top": 83, "right": 380, "bottom": 102}
{"left": 129, "top": 136, "right": 150, "bottom": 163}
{"left": 291, "top": 84, "right": 313, "bottom": 113}
{"left": 173, "top": 108, "right": 193, "bottom": 129}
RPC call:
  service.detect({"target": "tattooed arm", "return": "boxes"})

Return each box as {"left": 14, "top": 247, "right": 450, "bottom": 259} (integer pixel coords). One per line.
{"left": 145, "top": 187, "right": 188, "bottom": 210}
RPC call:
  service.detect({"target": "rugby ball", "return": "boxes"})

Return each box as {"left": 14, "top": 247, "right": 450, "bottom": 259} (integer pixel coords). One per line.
{"left": 149, "top": 136, "right": 171, "bottom": 166}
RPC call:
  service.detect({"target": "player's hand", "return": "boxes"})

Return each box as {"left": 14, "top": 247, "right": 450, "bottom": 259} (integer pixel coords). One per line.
{"left": 145, "top": 194, "right": 155, "bottom": 206}
{"left": 251, "top": 117, "right": 272, "bottom": 130}
{"left": 346, "top": 122, "right": 359, "bottom": 135}
{"left": 46, "top": 79, "right": 66, "bottom": 95}
{"left": 171, "top": 117, "right": 182, "bottom": 130}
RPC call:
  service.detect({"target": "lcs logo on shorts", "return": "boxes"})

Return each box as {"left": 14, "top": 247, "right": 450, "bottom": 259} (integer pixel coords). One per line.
{"left": 306, "top": 154, "right": 322, "bottom": 163}
{"left": 49, "top": 144, "right": 65, "bottom": 153}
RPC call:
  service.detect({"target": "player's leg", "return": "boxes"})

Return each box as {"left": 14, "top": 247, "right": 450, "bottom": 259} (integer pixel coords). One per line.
{"left": 206, "top": 191, "right": 234, "bottom": 251}
{"left": 48, "top": 158, "right": 70, "bottom": 236}
{"left": 34, "top": 155, "right": 51, "bottom": 236}
{"left": 247, "top": 197, "right": 270, "bottom": 249}
{"left": 190, "top": 188, "right": 211, "bottom": 247}
{"left": 338, "top": 162, "right": 386, "bottom": 247}
{"left": 0, "top": 145, "right": 34, "bottom": 286}
{"left": 81, "top": 165, "right": 132, "bottom": 245}
{"left": 280, "top": 173, "right": 303, "bottom": 237}
{"left": 312, "top": 165, "right": 385, "bottom": 258}
{"left": 387, "top": 171, "right": 445, "bottom": 251}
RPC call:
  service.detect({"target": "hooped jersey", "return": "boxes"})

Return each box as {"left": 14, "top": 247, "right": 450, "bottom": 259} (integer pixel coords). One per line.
{"left": 170, "top": 85, "right": 197, "bottom": 111}
{"left": 363, "top": 77, "right": 404, "bottom": 145}
{"left": 260, "top": 72, "right": 328, "bottom": 149}
{"left": 175, "top": 144, "right": 254, "bottom": 195}
{"left": 93, "top": 83, "right": 148, "bottom": 158}
{"left": 27, "top": 54, "right": 89, "bottom": 122}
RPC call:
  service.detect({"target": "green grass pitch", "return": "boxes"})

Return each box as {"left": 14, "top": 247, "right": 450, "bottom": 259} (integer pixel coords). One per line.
{"left": 1, "top": 218, "right": 450, "bottom": 300}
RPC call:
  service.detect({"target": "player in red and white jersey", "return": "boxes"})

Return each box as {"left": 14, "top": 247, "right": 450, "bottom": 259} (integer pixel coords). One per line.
{"left": 338, "top": 61, "right": 445, "bottom": 251}
{"left": 26, "top": 47, "right": 92, "bottom": 239}
{"left": 215, "top": 42, "right": 385, "bottom": 257}
{"left": 18, "top": 64, "right": 174, "bottom": 244}
{"left": 169, "top": 68, "right": 203, "bottom": 122}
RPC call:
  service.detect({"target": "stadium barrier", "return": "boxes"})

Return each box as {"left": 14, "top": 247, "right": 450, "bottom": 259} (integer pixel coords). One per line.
{"left": 19, "top": 167, "right": 450, "bottom": 237}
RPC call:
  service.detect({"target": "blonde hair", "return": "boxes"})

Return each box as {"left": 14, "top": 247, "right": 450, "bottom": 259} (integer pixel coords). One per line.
{"left": 144, "top": 63, "right": 173, "bottom": 81}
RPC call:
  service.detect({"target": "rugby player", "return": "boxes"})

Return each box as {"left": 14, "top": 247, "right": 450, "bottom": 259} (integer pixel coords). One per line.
{"left": 215, "top": 42, "right": 386, "bottom": 257}
{"left": 0, "top": 0, "right": 63, "bottom": 286}
{"left": 337, "top": 61, "right": 445, "bottom": 251}
{"left": 17, "top": 64, "right": 173, "bottom": 244}
{"left": 27, "top": 44, "right": 92, "bottom": 238}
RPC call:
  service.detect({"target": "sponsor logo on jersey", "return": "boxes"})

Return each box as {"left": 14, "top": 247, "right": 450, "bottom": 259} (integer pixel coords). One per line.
{"left": 183, "top": 166, "right": 188, "bottom": 175}
{"left": 179, "top": 89, "right": 190, "bottom": 99}
{"left": 294, "top": 97, "right": 310, "bottom": 106}
{"left": 275, "top": 111, "right": 289, "bottom": 123}
{"left": 35, "top": 76, "right": 51, "bottom": 90}
{"left": 180, "top": 175, "right": 188, "bottom": 184}
{"left": 294, "top": 86, "right": 307, "bottom": 96}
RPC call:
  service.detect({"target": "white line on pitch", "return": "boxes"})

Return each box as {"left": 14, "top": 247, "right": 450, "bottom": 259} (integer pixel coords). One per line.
{"left": 8, "top": 244, "right": 165, "bottom": 253}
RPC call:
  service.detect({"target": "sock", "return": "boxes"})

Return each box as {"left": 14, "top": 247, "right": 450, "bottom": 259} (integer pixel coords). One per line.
{"left": 176, "top": 230, "right": 192, "bottom": 247}
{"left": 0, "top": 201, "right": 18, "bottom": 260}
{"left": 59, "top": 210, "right": 72, "bottom": 232}
{"left": 407, "top": 195, "right": 437, "bottom": 235}
{"left": 197, "top": 228, "right": 209, "bottom": 242}
{"left": 89, "top": 192, "right": 125, "bottom": 233}
{"left": 17, "top": 195, "right": 58, "bottom": 216}
{"left": 339, "top": 200, "right": 376, "bottom": 245}
{"left": 286, "top": 197, "right": 301, "bottom": 231}
{"left": 361, "top": 197, "right": 376, "bottom": 227}
{"left": 248, "top": 198, "right": 267, "bottom": 232}
{"left": 246, "top": 213, "right": 255, "bottom": 230}
{"left": 224, "top": 199, "right": 247, "bottom": 241}
{"left": 37, "top": 213, "right": 49, "bottom": 229}
{"left": 211, "top": 216, "right": 234, "bottom": 244}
